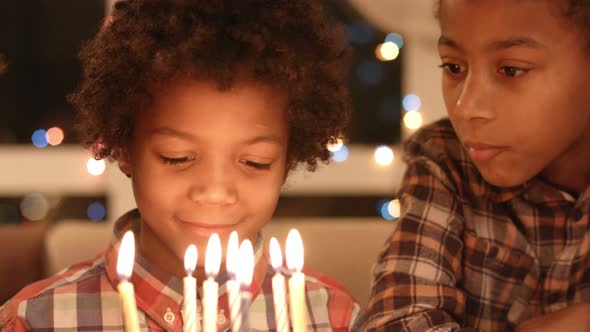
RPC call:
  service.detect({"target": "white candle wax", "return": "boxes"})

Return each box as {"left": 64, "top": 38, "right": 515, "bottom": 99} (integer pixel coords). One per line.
{"left": 226, "top": 231, "right": 242, "bottom": 331}
{"left": 182, "top": 244, "right": 199, "bottom": 332}
{"left": 203, "top": 277, "right": 218, "bottom": 332}
{"left": 236, "top": 240, "right": 255, "bottom": 332}
{"left": 286, "top": 229, "right": 308, "bottom": 332}
{"left": 203, "top": 234, "right": 221, "bottom": 332}
{"left": 116, "top": 231, "right": 140, "bottom": 332}
{"left": 269, "top": 237, "right": 290, "bottom": 332}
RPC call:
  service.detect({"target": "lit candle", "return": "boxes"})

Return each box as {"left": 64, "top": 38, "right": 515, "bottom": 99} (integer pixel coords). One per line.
{"left": 116, "top": 230, "right": 140, "bottom": 332}
{"left": 182, "top": 244, "right": 200, "bottom": 332}
{"left": 203, "top": 233, "right": 221, "bottom": 332}
{"left": 226, "top": 231, "right": 242, "bottom": 331}
{"left": 236, "top": 240, "right": 254, "bottom": 332}
{"left": 269, "top": 237, "right": 290, "bottom": 332}
{"left": 286, "top": 229, "right": 308, "bottom": 332}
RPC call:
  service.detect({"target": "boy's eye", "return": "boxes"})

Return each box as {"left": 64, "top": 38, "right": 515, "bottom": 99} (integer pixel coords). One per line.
{"left": 498, "top": 66, "right": 528, "bottom": 78}
{"left": 241, "top": 160, "right": 271, "bottom": 170}
{"left": 439, "top": 63, "right": 464, "bottom": 75}
{"left": 160, "top": 156, "right": 194, "bottom": 165}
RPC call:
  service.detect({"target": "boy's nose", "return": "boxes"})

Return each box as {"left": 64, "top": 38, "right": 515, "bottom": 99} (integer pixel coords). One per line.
{"left": 187, "top": 164, "right": 238, "bottom": 206}
{"left": 453, "top": 74, "right": 495, "bottom": 122}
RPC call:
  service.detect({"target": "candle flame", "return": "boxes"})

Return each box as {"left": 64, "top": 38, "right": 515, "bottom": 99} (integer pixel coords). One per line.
{"left": 116, "top": 230, "right": 135, "bottom": 280}
{"left": 226, "top": 231, "right": 239, "bottom": 275}
{"left": 269, "top": 237, "right": 283, "bottom": 270}
{"left": 286, "top": 229, "right": 304, "bottom": 272}
{"left": 205, "top": 233, "right": 221, "bottom": 277}
{"left": 236, "top": 240, "right": 254, "bottom": 287}
{"left": 184, "top": 244, "right": 198, "bottom": 275}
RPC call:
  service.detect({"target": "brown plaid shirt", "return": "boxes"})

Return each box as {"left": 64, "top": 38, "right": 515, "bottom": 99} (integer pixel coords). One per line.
{"left": 364, "top": 119, "right": 590, "bottom": 332}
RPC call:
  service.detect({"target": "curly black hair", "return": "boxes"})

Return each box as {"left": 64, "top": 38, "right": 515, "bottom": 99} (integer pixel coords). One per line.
{"left": 69, "top": 0, "right": 351, "bottom": 171}
{"left": 564, "top": 0, "right": 590, "bottom": 50}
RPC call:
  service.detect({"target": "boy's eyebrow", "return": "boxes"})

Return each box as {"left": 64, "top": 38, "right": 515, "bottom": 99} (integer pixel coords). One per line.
{"left": 486, "top": 37, "right": 545, "bottom": 51}
{"left": 438, "top": 35, "right": 546, "bottom": 51}
{"left": 242, "top": 135, "right": 283, "bottom": 146}
{"left": 150, "top": 127, "right": 283, "bottom": 145}
{"left": 438, "top": 35, "right": 464, "bottom": 51}
{"left": 150, "top": 127, "right": 196, "bottom": 141}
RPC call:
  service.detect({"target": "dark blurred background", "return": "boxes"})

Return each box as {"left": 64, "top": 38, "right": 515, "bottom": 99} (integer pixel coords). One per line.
{"left": 0, "top": 0, "right": 405, "bottom": 224}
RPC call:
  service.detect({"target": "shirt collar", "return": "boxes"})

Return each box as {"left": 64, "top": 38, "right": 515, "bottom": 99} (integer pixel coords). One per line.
{"left": 104, "top": 209, "right": 270, "bottom": 331}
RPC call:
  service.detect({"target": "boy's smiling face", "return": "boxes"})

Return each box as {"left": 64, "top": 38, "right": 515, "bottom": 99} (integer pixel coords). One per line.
{"left": 438, "top": 0, "right": 590, "bottom": 191}
{"left": 119, "top": 80, "right": 289, "bottom": 276}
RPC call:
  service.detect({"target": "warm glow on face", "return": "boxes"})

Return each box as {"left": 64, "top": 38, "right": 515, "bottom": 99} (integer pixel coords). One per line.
{"left": 269, "top": 237, "right": 283, "bottom": 270}
{"left": 226, "top": 231, "right": 239, "bottom": 275}
{"left": 236, "top": 240, "right": 254, "bottom": 287}
{"left": 184, "top": 244, "right": 198, "bottom": 276}
{"left": 116, "top": 231, "right": 135, "bottom": 280}
{"left": 205, "top": 233, "right": 221, "bottom": 277}
{"left": 374, "top": 145, "right": 394, "bottom": 166}
{"left": 87, "top": 158, "right": 106, "bottom": 176}
{"left": 403, "top": 111, "right": 423, "bottom": 130}
{"left": 285, "top": 229, "right": 304, "bottom": 272}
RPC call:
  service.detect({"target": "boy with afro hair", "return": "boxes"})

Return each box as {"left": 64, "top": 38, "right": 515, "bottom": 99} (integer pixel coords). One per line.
{"left": 0, "top": 0, "right": 364, "bottom": 330}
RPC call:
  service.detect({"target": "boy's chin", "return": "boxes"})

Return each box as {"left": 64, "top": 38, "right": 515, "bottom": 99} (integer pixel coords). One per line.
{"left": 477, "top": 166, "right": 532, "bottom": 189}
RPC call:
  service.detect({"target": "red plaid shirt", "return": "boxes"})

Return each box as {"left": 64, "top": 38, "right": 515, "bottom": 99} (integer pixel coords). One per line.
{"left": 365, "top": 119, "right": 590, "bottom": 332}
{"left": 0, "top": 210, "right": 364, "bottom": 331}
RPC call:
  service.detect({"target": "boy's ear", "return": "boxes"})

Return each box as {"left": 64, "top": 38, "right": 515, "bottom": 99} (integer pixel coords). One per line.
{"left": 115, "top": 146, "right": 132, "bottom": 178}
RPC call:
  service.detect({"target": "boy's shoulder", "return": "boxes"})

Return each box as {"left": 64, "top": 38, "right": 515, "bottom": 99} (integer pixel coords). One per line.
{"left": 298, "top": 268, "right": 365, "bottom": 329}
{"left": 402, "top": 118, "right": 525, "bottom": 203}
{"left": 402, "top": 118, "right": 494, "bottom": 200}
{"left": 0, "top": 253, "right": 114, "bottom": 330}
{"left": 302, "top": 268, "right": 354, "bottom": 296}
{"left": 403, "top": 118, "right": 464, "bottom": 165}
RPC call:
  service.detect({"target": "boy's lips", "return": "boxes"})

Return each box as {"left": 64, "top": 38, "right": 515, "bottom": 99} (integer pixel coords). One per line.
{"left": 174, "top": 217, "right": 241, "bottom": 237}
{"left": 464, "top": 141, "right": 507, "bottom": 162}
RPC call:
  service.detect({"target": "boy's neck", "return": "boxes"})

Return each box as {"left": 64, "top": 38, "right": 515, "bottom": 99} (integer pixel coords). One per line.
{"left": 541, "top": 126, "right": 590, "bottom": 195}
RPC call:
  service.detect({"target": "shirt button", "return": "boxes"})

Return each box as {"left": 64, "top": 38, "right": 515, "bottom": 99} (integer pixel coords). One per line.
{"left": 571, "top": 208, "right": 583, "bottom": 221}
{"left": 164, "top": 307, "right": 175, "bottom": 324}
{"left": 217, "top": 310, "right": 226, "bottom": 325}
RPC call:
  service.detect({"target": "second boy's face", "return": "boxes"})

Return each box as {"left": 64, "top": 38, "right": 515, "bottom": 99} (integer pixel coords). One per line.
{"left": 438, "top": 0, "right": 590, "bottom": 189}
{"left": 121, "top": 80, "right": 289, "bottom": 274}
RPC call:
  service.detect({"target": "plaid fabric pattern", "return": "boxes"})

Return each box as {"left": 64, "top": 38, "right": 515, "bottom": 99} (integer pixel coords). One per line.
{"left": 0, "top": 210, "right": 364, "bottom": 331}
{"left": 364, "top": 119, "right": 590, "bottom": 332}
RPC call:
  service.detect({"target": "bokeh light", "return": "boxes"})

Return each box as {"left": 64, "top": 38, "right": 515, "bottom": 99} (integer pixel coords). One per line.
{"left": 374, "top": 145, "right": 394, "bottom": 166}
{"left": 402, "top": 94, "right": 422, "bottom": 112}
{"left": 403, "top": 111, "right": 424, "bottom": 130}
{"left": 327, "top": 138, "right": 344, "bottom": 152}
{"left": 357, "top": 61, "right": 384, "bottom": 85}
{"left": 20, "top": 193, "right": 49, "bottom": 221}
{"left": 46, "top": 127, "right": 64, "bottom": 146}
{"left": 377, "top": 199, "right": 400, "bottom": 221}
{"left": 87, "top": 157, "right": 106, "bottom": 176}
{"left": 375, "top": 42, "right": 399, "bottom": 62}
{"left": 331, "top": 144, "right": 349, "bottom": 163}
{"left": 32, "top": 129, "right": 48, "bottom": 148}
{"left": 87, "top": 202, "right": 106, "bottom": 222}
{"left": 385, "top": 33, "right": 404, "bottom": 49}
{"left": 377, "top": 199, "right": 394, "bottom": 221}
{"left": 387, "top": 199, "right": 401, "bottom": 219}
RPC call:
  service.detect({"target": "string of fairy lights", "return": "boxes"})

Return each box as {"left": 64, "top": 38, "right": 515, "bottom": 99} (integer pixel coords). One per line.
{"left": 17, "top": 30, "right": 422, "bottom": 223}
